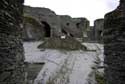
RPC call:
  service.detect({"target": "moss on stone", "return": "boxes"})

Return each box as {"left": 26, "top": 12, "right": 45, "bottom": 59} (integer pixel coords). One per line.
{"left": 95, "top": 72, "right": 106, "bottom": 84}
{"left": 24, "top": 16, "right": 42, "bottom": 28}
{"left": 38, "top": 37, "right": 87, "bottom": 51}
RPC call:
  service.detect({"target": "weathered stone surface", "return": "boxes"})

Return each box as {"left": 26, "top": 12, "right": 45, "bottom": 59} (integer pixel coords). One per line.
{"left": 94, "top": 19, "right": 104, "bottom": 43}
{"left": 59, "top": 16, "right": 89, "bottom": 38}
{"left": 87, "top": 26, "right": 95, "bottom": 41}
{"left": 0, "top": 0, "right": 25, "bottom": 84}
{"left": 104, "top": 0, "right": 125, "bottom": 84}
{"left": 23, "top": 6, "right": 90, "bottom": 41}
{"left": 72, "top": 18, "right": 90, "bottom": 38}
{"left": 23, "top": 6, "right": 106, "bottom": 43}
{"left": 24, "top": 6, "right": 61, "bottom": 38}
{"left": 23, "top": 16, "right": 44, "bottom": 41}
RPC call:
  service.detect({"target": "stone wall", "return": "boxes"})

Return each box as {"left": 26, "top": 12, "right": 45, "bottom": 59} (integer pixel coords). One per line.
{"left": 104, "top": 0, "right": 125, "bottom": 84}
{"left": 87, "top": 26, "right": 95, "bottom": 41}
{"left": 24, "top": 6, "right": 105, "bottom": 43}
{"left": 23, "top": 16, "right": 44, "bottom": 41}
{"left": 0, "top": 0, "right": 25, "bottom": 84}
{"left": 59, "top": 15, "right": 77, "bottom": 37}
{"left": 24, "top": 6, "right": 61, "bottom": 37}
{"left": 72, "top": 18, "right": 90, "bottom": 38}
{"left": 59, "top": 16, "right": 89, "bottom": 38}
{"left": 94, "top": 19, "right": 104, "bottom": 43}
{"left": 24, "top": 6, "right": 90, "bottom": 41}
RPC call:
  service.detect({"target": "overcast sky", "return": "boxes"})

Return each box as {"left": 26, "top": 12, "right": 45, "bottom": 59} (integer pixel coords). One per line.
{"left": 24, "top": 0, "right": 119, "bottom": 26}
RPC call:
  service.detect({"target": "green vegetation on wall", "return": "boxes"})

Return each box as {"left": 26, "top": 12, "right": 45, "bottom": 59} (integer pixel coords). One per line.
{"left": 95, "top": 72, "right": 106, "bottom": 84}
{"left": 23, "top": 15, "right": 42, "bottom": 28}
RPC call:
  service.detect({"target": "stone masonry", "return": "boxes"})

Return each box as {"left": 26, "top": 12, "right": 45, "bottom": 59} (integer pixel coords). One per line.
{"left": 24, "top": 6, "right": 90, "bottom": 41}
{"left": 0, "top": 0, "right": 25, "bottom": 84}
{"left": 104, "top": 0, "right": 125, "bottom": 84}
{"left": 24, "top": 6, "right": 105, "bottom": 42}
{"left": 24, "top": 6, "right": 61, "bottom": 38}
{"left": 94, "top": 19, "right": 104, "bottom": 43}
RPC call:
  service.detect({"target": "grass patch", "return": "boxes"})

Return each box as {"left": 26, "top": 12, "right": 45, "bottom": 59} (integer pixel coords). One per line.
{"left": 38, "top": 37, "right": 87, "bottom": 51}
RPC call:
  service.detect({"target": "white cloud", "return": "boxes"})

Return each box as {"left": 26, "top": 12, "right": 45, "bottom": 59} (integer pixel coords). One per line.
{"left": 24, "top": 0, "right": 119, "bottom": 26}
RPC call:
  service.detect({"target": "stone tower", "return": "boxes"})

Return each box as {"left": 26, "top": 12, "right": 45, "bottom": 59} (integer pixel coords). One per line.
{"left": 0, "top": 0, "right": 25, "bottom": 84}
{"left": 104, "top": 0, "right": 125, "bottom": 84}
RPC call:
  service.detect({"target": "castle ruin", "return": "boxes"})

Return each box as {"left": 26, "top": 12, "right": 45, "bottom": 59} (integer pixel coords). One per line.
{"left": 23, "top": 6, "right": 102, "bottom": 42}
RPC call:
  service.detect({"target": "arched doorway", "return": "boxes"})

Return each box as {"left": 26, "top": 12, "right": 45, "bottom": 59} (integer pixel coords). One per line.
{"left": 41, "top": 21, "right": 51, "bottom": 37}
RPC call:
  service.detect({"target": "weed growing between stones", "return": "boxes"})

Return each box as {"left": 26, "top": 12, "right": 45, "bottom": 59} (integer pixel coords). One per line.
{"left": 95, "top": 72, "right": 105, "bottom": 84}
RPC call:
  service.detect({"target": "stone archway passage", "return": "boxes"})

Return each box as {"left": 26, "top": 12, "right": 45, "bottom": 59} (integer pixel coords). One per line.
{"left": 41, "top": 21, "right": 51, "bottom": 37}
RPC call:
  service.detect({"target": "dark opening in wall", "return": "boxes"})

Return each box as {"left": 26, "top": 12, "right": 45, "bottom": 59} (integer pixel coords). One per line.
{"left": 62, "top": 29, "right": 67, "bottom": 35}
{"left": 66, "top": 23, "right": 70, "bottom": 26}
{"left": 76, "top": 23, "right": 80, "bottom": 29}
{"left": 41, "top": 21, "right": 51, "bottom": 37}
{"left": 98, "top": 30, "right": 103, "bottom": 37}
{"left": 70, "top": 34, "right": 74, "bottom": 37}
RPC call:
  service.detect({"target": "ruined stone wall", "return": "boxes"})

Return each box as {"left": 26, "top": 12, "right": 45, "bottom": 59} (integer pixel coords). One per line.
{"left": 104, "top": 0, "right": 125, "bottom": 84}
{"left": 87, "top": 26, "right": 95, "bottom": 41}
{"left": 72, "top": 18, "right": 90, "bottom": 38}
{"left": 0, "top": 0, "right": 25, "bottom": 84}
{"left": 24, "top": 6, "right": 61, "bottom": 37}
{"left": 59, "top": 15, "right": 80, "bottom": 37}
{"left": 94, "top": 19, "right": 104, "bottom": 42}
{"left": 24, "top": 6, "right": 90, "bottom": 40}
{"left": 23, "top": 16, "right": 44, "bottom": 41}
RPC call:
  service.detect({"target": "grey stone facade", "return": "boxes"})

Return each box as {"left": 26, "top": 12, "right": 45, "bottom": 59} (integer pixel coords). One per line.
{"left": 94, "top": 19, "right": 104, "bottom": 43}
{"left": 23, "top": 16, "right": 45, "bottom": 41}
{"left": 87, "top": 26, "right": 95, "bottom": 41}
{"left": 0, "top": 0, "right": 25, "bottom": 84}
{"left": 104, "top": 0, "right": 125, "bottom": 84}
{"left": 72, "top": 18, "right": 90, "bottom": 38}
{"left": 23, "top": 6, "right": 90, "bottom": 41}
{"left": 24, "top": 6, "right": 61, "bottom": 38}
{"left": 23, "top": 6, "right": 105, "bottom": 43}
